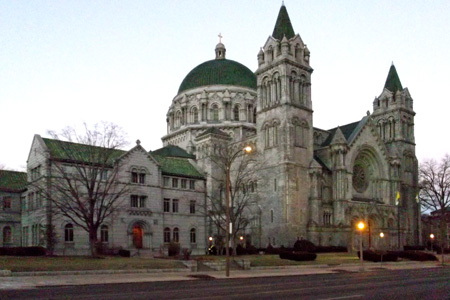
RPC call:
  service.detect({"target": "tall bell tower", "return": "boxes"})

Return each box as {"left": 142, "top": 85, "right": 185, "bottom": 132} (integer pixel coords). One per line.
{"left": 371, "top": 64, "right": 419, "bottom": 245}
{"left": 256, "top": 4, "right": 314, "bottom": 246}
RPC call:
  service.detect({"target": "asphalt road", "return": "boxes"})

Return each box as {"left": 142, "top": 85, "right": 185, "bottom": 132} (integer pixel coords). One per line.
{"left": 2, "top": 268, "right": 449, "bottom": 300}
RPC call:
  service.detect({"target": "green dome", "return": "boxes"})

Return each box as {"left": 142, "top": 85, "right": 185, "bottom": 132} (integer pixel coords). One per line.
{"left": 178, "top": 59, "right": 256, "bottom": 94}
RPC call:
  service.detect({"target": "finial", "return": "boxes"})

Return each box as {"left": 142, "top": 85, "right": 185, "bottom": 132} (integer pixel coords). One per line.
{"left": 282, "top": 0, "right": 285, "bottom": 6}
{"left": 366, "top": 110, "right": 370, "bottom": 116}
{"left": 136, "top": 139, "right": 141, "bottom": 145}
{"left": 391, "top": 61, "right": 394, "bottom": 66}
{"left": 218, "top": 33, "right": 223, "bottom": 43}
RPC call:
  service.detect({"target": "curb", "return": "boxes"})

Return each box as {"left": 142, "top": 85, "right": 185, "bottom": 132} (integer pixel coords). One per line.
{"left": 5, "top": 268, "right": 189, "bottom": 277}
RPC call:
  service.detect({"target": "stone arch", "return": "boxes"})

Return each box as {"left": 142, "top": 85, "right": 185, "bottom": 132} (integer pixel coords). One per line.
{"left": 350, "top": 146, "right": 387, "bottom": 199}
{"left": 127, "top": 220, "right": 152, "bottom": 250}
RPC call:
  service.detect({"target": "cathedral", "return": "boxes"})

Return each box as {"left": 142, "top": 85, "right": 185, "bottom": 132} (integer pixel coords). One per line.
{"left": 161, "top": 4, "right": 420, "bottom": 250}
{"left": 0, "top": 4, "right": 420, "bottom": 253}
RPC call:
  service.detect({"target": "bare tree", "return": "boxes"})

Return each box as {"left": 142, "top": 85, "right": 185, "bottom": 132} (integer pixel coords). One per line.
{"left": 419, "top": 154, "right": 450, "bottom": 255}
{"left": 204, "top": 141, "right": 263, "bottom": 255}
{"left": 41, "top": 122, "right": 130, "bottom": 256}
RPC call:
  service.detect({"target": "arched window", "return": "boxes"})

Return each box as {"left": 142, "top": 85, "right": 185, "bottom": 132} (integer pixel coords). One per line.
{"left": 211, "top": 104, "right": 219, "bottom": 121}
{"left": 173, "top": 227, "right": 179, "bottom": 243}
{"left": 101, "top": 225, "right": 109, "bottom": 243}
{"left": 233, "top": 105, "right": 239, "bottom": 121}
{"left": 191, "top": 106, "right": 199, "bottom": 123}
{"left": 175, "top": 111, "right": 182, "bottom": 128}
{"left": 3, "top": 226, "right": 12, "bottom": 244}
{"left": 164, "top": 227, "right": 171, "bottom": 243}
{"left": 64, "top": 224, "right": 74, "bottom": 242}
{"left": 190, "top": 228, "right": 196, "bottom": 244}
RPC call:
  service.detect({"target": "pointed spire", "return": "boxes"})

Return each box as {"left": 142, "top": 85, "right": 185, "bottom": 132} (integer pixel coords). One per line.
{"left": 384, "top": 64, "right": 403, "bottom": 92}
{"left": 272, "top": 4, "right": 295, "bottom": 40}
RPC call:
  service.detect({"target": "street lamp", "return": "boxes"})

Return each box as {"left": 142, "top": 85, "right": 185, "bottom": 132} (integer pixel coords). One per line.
{"left": 379, "top": 232, "right": 385, "bottom": 266}
{"left": 430, "top": 233, "right": 435, "bottom": 252}
{"left": 225, "top": 145, "right": 253, "bottom": 277}
{"left": 357, "top": 221, "right": 365, "bottom": 272}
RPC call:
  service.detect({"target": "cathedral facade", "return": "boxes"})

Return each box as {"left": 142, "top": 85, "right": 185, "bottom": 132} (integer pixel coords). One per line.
{"left": 162, "top": 4, "right": 420, "bottom": 250}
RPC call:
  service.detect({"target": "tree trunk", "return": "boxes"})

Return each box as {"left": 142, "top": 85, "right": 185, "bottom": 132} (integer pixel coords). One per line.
{"left": 89, "top": 228, "right": 99, "bottom": 257}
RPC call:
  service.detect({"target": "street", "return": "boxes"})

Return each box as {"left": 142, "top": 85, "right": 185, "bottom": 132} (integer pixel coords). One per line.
{"left": 2, "top": 267, "right": 449, "bottom": 300}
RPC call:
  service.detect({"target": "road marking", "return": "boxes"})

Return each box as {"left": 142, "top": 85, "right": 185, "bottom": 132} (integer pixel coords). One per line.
{"left": 318, "top": 295, "right": 364, "bottom": 300}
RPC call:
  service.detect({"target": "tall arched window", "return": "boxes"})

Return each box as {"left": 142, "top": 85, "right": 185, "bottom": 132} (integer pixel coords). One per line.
{"left": 233, "top": 105, "right": 240, "bottom": 121}
{"left": 64, "top": 224, "right": 74, "bottom": 242}
{"left": 191, "top": 106, "right": 199, "bottom": 123}
{"left": 190, "top": 228, "right": 196, "bottom": 244}
{"left": 173, "top": 227, "right": 179, "bottom": 243}
{"left": 164, "top": 227, "right": 171, "bottom": 243}
{"left": 3, "top": 226, "right": 11, "bottom": 244}
{"left": 211, "top": 104, "right": 219, "bottom": 121}
{"left": 175, "top": 111, "right": 182, "bottom": 128}
{"left": 101, "top": 225, "right": 109, "bottom": 243}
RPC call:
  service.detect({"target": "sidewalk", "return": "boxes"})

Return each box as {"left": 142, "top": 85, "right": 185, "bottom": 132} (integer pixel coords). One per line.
{"left": 0, "top": 260, "right": 442, "bottom": 290}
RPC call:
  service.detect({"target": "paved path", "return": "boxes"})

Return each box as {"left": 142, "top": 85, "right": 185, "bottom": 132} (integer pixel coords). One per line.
{"left": 0, "top": 261, "right": 443, "bottom": 290}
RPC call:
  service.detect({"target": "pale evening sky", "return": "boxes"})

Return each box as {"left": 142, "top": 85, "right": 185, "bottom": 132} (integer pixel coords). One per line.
{"left": 1, "top": 0, "right": 449, "bottom": 171}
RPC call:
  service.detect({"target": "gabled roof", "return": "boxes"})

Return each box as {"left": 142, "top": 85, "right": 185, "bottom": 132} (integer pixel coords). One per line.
{"left": 151, "top": 145, "right": 204, "bottom": 179}
{"left": 153, "top": 156, "right": 204, "bottom": 180}
{"left": 151, "top": 145, "right": 195, "bottom": 159}
{"left": 196, "top": 127, "right": 230, "bottom": 139}
{"left": 0, "top": 170, "right": 27, "bottom": 192}
{"left": 272, "top": 5, "right": 295, "bottom": 40}
{"left": 384, "top": 64, "right": 403, "bottom": 92}
{"left": 42, "top": 138, "right": 125, "bottom": 166}
{"left": 321, "top": 116, "right": 370, "bottom": 147}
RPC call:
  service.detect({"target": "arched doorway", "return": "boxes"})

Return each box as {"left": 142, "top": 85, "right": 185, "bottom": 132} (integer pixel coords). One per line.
{"left": 132, "top": 225, "right": 143, "bottom": 249}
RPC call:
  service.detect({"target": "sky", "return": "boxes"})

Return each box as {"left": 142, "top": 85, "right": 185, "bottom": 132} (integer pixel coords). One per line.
{"left": 1, "top": 0, "right": 449, "bottom": 171}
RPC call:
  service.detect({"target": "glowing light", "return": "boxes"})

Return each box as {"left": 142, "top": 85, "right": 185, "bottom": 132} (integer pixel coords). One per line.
{"left": 357, "top": 221, "right": 365, "bottom": 230}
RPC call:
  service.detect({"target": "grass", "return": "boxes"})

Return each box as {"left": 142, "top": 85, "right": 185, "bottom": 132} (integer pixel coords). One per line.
{"left": 0, "top": 256, "right": 186, "bottom": 272}
{"left": 0, "top": 253, "right": 362, "bottom": 272}
{"left": 195, "top": 253, "right": 360, "bottom": 267}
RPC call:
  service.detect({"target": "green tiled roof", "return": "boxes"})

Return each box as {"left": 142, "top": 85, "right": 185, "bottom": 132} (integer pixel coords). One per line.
{"left": 384, "top": 64, "right": 403, "bottom": 92}
{"left": 153, "top": 156, "right": 204, "bottom": 179}
{"left": 0, "top": 170, "right": 27, "bottom": 192}
{"left": 43, "top": 138, "right": 126, "bottom": 166}
{"left": 272, "top": 5, "right": 295, "bottom": 40}
{"left": 322, "top": 121, "right": 360, "bottom": 146}
{"left": 178, "top": 59, "right": 256, "bottom": 94}
{"left": 151, "top": 145, "right": 195, "bottom": 159}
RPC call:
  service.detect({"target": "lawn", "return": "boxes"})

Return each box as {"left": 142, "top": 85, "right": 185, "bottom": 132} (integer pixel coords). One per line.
{"left": 195, "top": 252, "right": 360, "bottom": 267}
{"left": 0, "top": 253, "right": 360, "bottom": 272}
{"left": 0, "top": 256, "right": 186, "bottom": 272}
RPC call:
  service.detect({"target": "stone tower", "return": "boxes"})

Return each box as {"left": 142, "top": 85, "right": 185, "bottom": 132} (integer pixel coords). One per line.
{"left": 255, "top": 4, "right": 314, "bottom": 245}
{"left": 371, "top": 64, "right": 420, "bottom": 245}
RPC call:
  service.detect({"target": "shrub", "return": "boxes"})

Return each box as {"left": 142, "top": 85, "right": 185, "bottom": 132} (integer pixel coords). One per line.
{"left": 293, "top": 239, "right": 316, "bottom": 253}
{"left": 0, "top": 247, "right": 46, "bottom": 256}
{"left": 314, "top": 246, "right": 347, "bottom": 253}
{"left": 399, "top": 251, "right": 438, "bottom": 261}
{"left": 168, "top": 242, "right": 180, "bottom": 257}
{"left": 118, "top": 249, "right": 130, "bottom": 257}
{"left": 357, "top": 250, "right": 398, "bottom": 262}
{"left": 279, "top": 251, "right": 317, "bottom": 261}
{"left": 208, "top": 245, "right": 217, "bottom": 255}
{"left": 404, "top": 245, "right": 425, "bottom": 251}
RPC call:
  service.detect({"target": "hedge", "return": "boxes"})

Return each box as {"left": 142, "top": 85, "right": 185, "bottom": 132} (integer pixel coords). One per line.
{"left": 357, "top": 250, "right": 398, "bottom": 262}
{"left": 0, "top": 246, "right": 46, "bottom": 256}
{"left": 279, "top": 251, "right": 317, "bottom": 261}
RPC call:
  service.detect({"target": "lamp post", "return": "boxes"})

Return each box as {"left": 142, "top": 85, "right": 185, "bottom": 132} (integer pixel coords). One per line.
{"left": 225, "top": 145, "right": 252, "bottom": 277}
{"left": 430, "top": 233, "right": 435, "bottom": 252}
{"left": 379, "top": 232, "right": 385, "bottom": 267}
{"left": 358, "top": 221, "right": 365, "bottom": 272}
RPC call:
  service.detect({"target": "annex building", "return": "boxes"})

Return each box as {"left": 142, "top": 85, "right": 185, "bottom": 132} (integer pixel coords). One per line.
{"left": 0, "top": 4, "right": 420, "bottom": 254}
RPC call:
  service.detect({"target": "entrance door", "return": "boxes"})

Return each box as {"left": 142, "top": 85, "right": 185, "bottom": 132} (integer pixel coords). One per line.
{"left": 132, "top": 225, "right": 143, "bottom": 249}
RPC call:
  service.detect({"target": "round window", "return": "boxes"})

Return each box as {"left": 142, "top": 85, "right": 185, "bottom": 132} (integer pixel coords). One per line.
{"left": 353, "top": 164, "right": 368, "bottom": 193}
